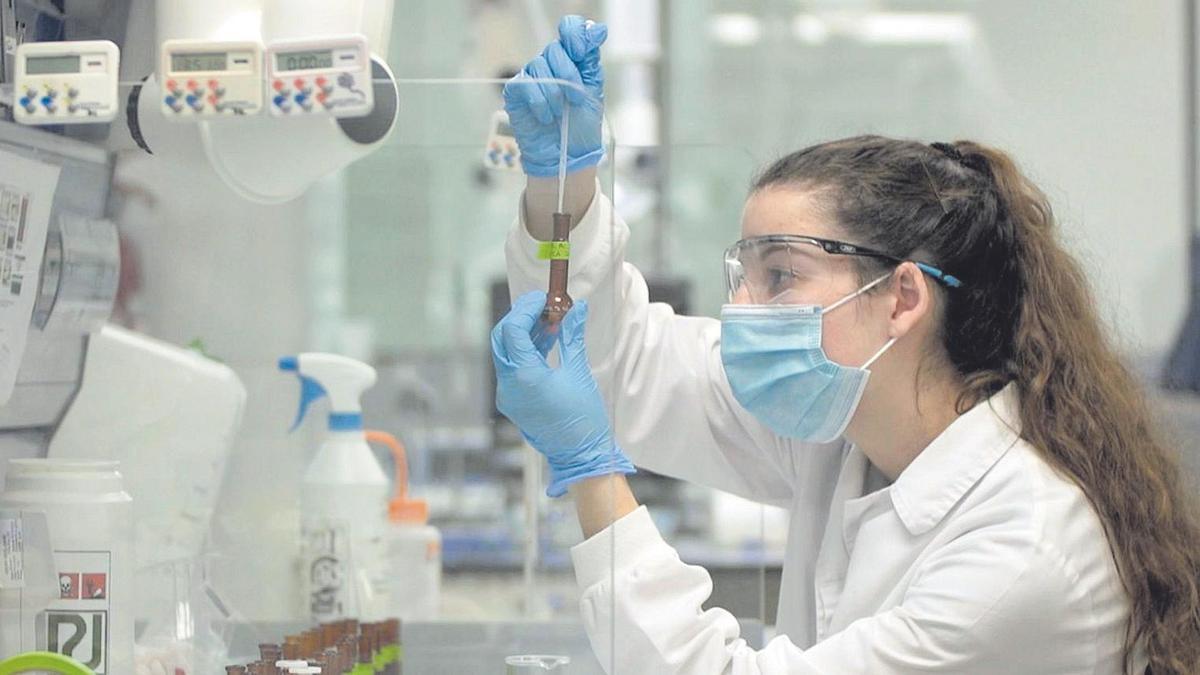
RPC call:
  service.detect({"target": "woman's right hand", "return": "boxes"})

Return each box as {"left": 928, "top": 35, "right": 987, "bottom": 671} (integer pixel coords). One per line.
{"left": 503, "top": 15, "right": 608, "bottom": 179}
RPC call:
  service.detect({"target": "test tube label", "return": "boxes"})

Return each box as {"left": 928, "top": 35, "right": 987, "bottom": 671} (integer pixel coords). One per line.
{"left": 537, "top": 242, "right": 571, "bottom": 261}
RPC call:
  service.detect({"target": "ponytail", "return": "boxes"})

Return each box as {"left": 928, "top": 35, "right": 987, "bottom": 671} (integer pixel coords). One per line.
{"left": 960, "top": 141, "right": 1200, "bottom": 675}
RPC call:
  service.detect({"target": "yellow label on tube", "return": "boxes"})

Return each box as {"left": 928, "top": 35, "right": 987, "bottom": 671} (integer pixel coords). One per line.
{"left": 537, "top": 242, "right": 571, "bottom": 260}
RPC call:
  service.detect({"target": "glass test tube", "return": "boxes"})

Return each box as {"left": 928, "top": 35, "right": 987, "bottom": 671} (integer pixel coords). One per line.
{"left": 541, "top": 211, "right": 574, "bottom": 328}
{"left": 536, "top": 106, "right": 575, "bottom": 344}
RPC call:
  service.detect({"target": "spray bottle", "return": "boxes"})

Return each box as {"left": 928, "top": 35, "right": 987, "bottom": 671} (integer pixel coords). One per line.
{"left": 280, "top": 353, "right": 399, "bottom": 622}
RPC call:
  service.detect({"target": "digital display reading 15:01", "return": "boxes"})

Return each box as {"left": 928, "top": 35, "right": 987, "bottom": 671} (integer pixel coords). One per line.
{"left": 277, "top": 50, "right": 334, "bottom": 72}
{"left": 171, "top": 53, "right": 227, "bottom": 72}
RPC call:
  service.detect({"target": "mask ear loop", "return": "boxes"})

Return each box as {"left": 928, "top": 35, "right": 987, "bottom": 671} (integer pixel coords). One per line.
{"left": 825, "top": 272, "right": 893, "bottom": 313}
{"left": 861, "top": 336, "right": 898, "bottom": 370}
{"left": 822, "top": 271, "right": 899, "bottom": 370}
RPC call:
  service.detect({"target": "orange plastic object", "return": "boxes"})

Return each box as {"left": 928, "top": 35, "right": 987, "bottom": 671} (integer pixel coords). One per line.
{"left": 365, "top": 430, "right": 429, "bottom": 524}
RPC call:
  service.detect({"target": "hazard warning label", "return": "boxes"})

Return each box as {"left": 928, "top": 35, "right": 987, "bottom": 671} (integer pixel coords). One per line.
{"left": 43, "top": 550, "right": 111, "bottom": 674}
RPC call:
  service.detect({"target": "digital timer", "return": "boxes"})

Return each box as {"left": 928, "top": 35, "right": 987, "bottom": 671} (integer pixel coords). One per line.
{"left": 15, "top": 40, "right": 121, "bottom": 125}
{"left": 160, "top": 40, "right": 265, "bottom": 118}
{"left": 265, "top": 35, "right": 374, "bottom": 118}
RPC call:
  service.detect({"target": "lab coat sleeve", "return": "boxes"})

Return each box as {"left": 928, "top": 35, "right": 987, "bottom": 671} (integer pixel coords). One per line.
{"left": 572, "top": 506, "right": 1100, "bottom": 675}
{"left": 506, "top": 185, "right": 839, "bottom": 506}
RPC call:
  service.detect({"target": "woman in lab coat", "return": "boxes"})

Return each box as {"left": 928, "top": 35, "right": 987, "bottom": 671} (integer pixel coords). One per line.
{"left": 491, "top": 16, "right": 1200, "bottom": 675}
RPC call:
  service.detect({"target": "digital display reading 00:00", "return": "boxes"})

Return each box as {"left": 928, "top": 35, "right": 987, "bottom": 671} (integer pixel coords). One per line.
{"left": 171, "top": 52, "right": 227, "bottom": 72}
{"left": 277, "top": 50, "right": 334, "bottom": 72}
{"left": 26, "top": 55, "right": 81, "bottom": 75}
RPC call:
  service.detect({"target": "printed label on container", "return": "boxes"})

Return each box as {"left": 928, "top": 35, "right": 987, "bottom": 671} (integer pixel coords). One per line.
{"left": 40, "top": 550, "right": 111, "bottom": 674}
{"left": 302, "top": 521, "right": 354, "bottom": 621}
{"left": 0, "top": 518, "right": 23, "bottom": 588}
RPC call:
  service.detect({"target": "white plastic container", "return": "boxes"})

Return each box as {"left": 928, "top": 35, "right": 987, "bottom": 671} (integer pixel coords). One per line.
{"left": 383, "top": 518, "right": 440, "bottom": 620}
{"left": 372, "top": 432, "right": 440, "bottom": 621}
{"left": 0, "top": 459, "right": 133, "bottom": 675}
{"left": 49, "top": 323, "right": 247, "bottom": 572}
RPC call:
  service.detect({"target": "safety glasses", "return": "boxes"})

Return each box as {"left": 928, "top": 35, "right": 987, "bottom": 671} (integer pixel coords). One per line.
{"left": 723, "top": 234, "right": 963, "bottom": 305}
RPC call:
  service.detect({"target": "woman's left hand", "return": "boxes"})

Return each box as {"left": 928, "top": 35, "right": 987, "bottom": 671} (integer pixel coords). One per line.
{"left": 491, "top": 291, "right": 635, "bottom": 497}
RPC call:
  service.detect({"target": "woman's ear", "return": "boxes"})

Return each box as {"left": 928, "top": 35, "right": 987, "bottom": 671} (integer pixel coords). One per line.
{"left": 888, "top": 262, "right": 935, "bottom": 339}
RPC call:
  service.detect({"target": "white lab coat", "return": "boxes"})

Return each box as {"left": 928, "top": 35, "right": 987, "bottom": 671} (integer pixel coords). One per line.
{"left": 505, "top": 186, "right": 1142, "bottom": 674}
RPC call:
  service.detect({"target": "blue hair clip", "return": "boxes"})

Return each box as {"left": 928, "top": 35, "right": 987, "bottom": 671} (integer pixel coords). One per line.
{"left": 915, "top": 262, "right": 964, "bottom": 289}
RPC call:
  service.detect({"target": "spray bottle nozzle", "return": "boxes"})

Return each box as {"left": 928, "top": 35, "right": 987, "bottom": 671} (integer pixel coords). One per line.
{"left": 279, "top": 354, "right": 375, "bottom": 432}
{"left": 280, "top": 357, "right": 328, "bottom": 432}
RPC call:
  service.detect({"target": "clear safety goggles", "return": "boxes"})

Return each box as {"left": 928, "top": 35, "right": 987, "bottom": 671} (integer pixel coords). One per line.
{"left": 723, "top": 234, "right": 963, "bottom": 305}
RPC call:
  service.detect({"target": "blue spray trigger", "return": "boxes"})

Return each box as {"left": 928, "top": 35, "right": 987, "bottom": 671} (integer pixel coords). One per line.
{"left": 279, "top": 357, "right": 329, "bottom": 431}
{"left": 290, "top": 376, "right": 328, "bottom": 431}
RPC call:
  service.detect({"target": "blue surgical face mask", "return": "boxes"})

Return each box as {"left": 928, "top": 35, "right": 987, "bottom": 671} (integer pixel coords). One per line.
{"left": 720, "top": 274, "right": 897, "bottom": 442}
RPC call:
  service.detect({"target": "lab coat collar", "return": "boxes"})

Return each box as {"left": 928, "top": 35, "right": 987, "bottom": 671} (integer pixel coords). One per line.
{"left": 888, "top": 384, "right": 1023, "bottom": 536}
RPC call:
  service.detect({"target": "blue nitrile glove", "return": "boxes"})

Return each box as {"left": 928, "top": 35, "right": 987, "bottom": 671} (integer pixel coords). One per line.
{"left": 492, "top": 291, "right": 635, "bottom": 497}
{"left": 503, "top": 15, "right": 608, "bottom": 178}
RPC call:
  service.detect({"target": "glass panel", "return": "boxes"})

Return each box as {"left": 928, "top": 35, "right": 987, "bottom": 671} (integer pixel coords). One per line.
{"left": 107, "top": 72, "right": 617, "bottom": 672}
{"left": 611, "top": 138, "right": 777, "bottom": 644}
{"left": 661, "top": 0, "right": 1193, "bottom": 660}
{"left": 11, "top": 3, "right": 1190, "bottom": 674}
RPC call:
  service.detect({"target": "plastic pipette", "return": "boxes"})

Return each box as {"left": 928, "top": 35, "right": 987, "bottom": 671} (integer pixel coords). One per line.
{"left": 540, "top": 104, "right": 574, "bottom": 333}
